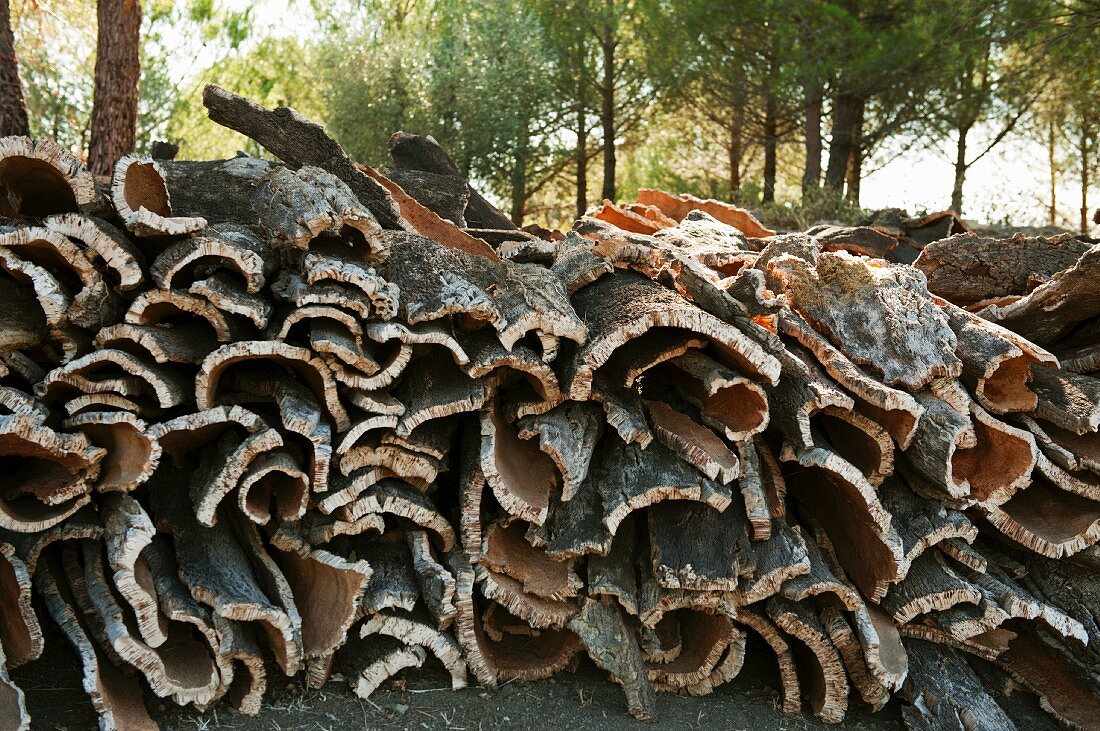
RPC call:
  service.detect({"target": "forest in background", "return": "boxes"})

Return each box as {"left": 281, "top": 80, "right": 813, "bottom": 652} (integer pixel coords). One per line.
{"left": 2, "top": 0, "right": 1098, "bottom": 230}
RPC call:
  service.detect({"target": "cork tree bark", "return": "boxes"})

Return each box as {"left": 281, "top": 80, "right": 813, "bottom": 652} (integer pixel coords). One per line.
{"left": 88, "top": 0, "right": 142, "bottom": 177}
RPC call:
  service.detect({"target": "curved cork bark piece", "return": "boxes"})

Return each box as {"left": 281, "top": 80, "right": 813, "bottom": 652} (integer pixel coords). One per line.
{"left": 767, "top": 596, "right": 850, "bottom": 724}
{"left": 648, "top": 500, "right": 754, "bottom": 592}
{"left": 476, "top": 563, "right": 579, "bottom": 630}
{"left": 381, "top": 167, "right": 467, "bottom": 226}
{"left": 95, "top": 321, "right": 217, "bottom": 365}
{"left": 238, "top": 449, "right": 309, "bottom": 525}
{"left": 880, "top": 476, "right": 977, "bottom": 579}
{"left": 587, "top": 513, "right": 640, "bottom": 615}
{"left": 1018, "top": 414, "right": 1100, "bottom": 480}
{"left": 644, "top": 399, "right": 739, "bottom": 483}
{"left": 738, "top": 520, "right": 811, "bottom": 606}
{"left": 0, "top": 244, "right": 83, "bottom": 361}
{"left": 63, "top": 411, "right": 161, "bottom": 494}
{"left": 253, "top": 165, "right": 385, "bottom": 254}
{"left": 779, "top": 527, "right": 862, "bottom": 610}
{"left": 40, "top": 348, "right": 190, "bottom": 412}
{"left": 392, "top": 354, "right": 489, "bottom": 437}
{"left": 0, "top": 638, "right": 29, "bottom": 731}
{"left": 882, "top": 550, "right": 981, "bottom": 624}
{"left": 150, "top": 223, "right": 269, "bottom": 294}
{"left": 378, "top": 232, "right": 585, "bottom": 350}
{"left": 550, "top": 232, "right": 614, "bottom": 295}
{"left": 339, "top": 633, "right": 427, "bottom": 699}
{"left": 813, "top": 405, "right": 894, "bottom": 487}
{"left": 482, "top": 519, "right": 581, "bottom": 602}
{"left": 0, "top": 542, "right": 41, "bottom": 668}
{"left": 764, "top": 348, "right": 854, "bottom": 452}
{"left": 820, "top": 606, "right": 890, "bottom": 710}
{"left": 768, "top": 251, "right": 961, "bottom": 390}
{"left": 914, "top": 231, "right": 1090, "bottom": 305}
{"left": 359, "top": 610, "right": 468, "bottom": 689}
{"left": 943, "top": 303, "right": 1054, "bottom": 414}
{"left": 994, "top": 631, "right": 1100, "bottom": 731}
{"left": 343, "top": 479, "right": 457, "bottom": 552}
{"left": 222, "top": 368, "right": 333, "bottom": 495}
{"left": 1029, "top": 363, "right": 1100, "bottom": 436}
{"left": 354, "top": 535, "right": 419, "bottom": 616}
{"left": 79, "top": 541, "right": 222, "bottom": 706}
{"left": 954, "top": 402, "right": 1036, "bottom": 506}
{"left": 636, "top": 189, "right": 774, "bottom": 238}
{"left": 303, "top": 252, "right": 399, "bottom": 318}
{"left": 0, "top": 225, "right": 119, "bottom": 331}
{"left": 737, "top": 607, "right": 802, "bottom": 714}
{"left": 99, "top": 493, "right": 166, "bottom": 648}
{"left": 568, "top": 597, "right": 657, "bottom": 721}
{"left": 191, "top": 271, "right": 272, "bottom": 330}
{"left": 267, "top": 534, "right": 371, "bottom": 666}
{"left": 43, "top": 213, "right": 145, "bottom": 292}
{"left": 977, "top": 242, "right": 1100, "bottom": 346}
{"left": 197, "top": 340, "right": 349, "bottom": 431}
{"left": 566, "top": 270, "right": 779, "bottom": 401}
{"left": 661, "top": 350, "right": 770, "bottom": 441}
{"left": 781, "top": 442, "right": 904, "bottom": 602}
{"left": 455, "top": 331, "right": 560, "bottom": 413}
{"left": 778, "top": 309, "right": 924, "bottom": 448}
{"left": 405, "top": 530, "right": 456, "bottom": 629}
{"left": 479, "top": 397, "right": 556, "bottom": 525}
{"left": 0, "top": 411, "right": 100, "bottom": 532}
{"left": 0, "top": 136, "right": 98, "bottom": 219}
{"left": 149, "top": 464, "right": 302, "bottom": 676}
{"left": 593, "top": 199, "right": 670, "bottom": 235}
{"left": 36, "top": 555, "right": 157, "bottom": 731}
{"left": 982, "top": 473, "right": 1100, "bottom": 558}
{"left": 364, "top": 166, "right": 498, "bottom": 260}
{"left": 111, "top": 155, "right": 207, "bottom": 236}
{"left": 451, "top": 554, "right": 581, "bottom": 687}
{"left": 898, "top": 637, "right": 1016, "bottom": 731}
{"left": 646, "top": 609, "right": 737, "bottom": 691}
{"left": 515, "top": 400, "right": 602, "bottom": 502}
{"left": 125, "top": 288, "right": 238, "bottom": 342}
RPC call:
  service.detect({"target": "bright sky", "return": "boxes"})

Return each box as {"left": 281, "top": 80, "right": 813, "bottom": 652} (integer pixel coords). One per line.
{"left": 166, "top": 0, "right": 1095, "bottom": 229}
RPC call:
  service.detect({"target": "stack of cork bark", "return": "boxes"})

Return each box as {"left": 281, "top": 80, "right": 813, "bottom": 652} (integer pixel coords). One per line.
{"left": 1, "top": 86, "right": 1099, "bottom": 731}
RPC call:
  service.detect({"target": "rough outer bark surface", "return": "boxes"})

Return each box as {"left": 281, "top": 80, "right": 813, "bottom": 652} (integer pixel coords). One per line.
{"left": 915, "top": 232, "right": 1091, "bottom": 305}
{"left": 388, "top": 131, "right": 515, "bottom": 230}
{"left": 202, "top": 85, "right": 403, "bottom": 230}
{"left": 769, "top": 251, "right": 961, "bottom": 389}
{"left": 568, "top": 597, "right": 657, "bottom": 721}
{"left": 898, "top": 638, "right": 1016, "bottom": 731}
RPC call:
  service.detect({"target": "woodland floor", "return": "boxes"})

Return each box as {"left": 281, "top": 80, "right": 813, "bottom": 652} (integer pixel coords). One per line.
{"left": 13, "top": 618, "right": 1060, "bottom": 731}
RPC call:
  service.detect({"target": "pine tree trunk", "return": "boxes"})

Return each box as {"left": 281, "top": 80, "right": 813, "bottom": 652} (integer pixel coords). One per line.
{"left": 87, "top": 0, "right": 142, "bottom": 177}
{"left": 510, "top": 163, "right": 527, "bottom": 227}
{"left": 1081, "top": 124, "right": 1090, "bottom": 234}
{"left": 951, "top": 124, "right": 970, "bottom": 215}
{"left": 824, "top": 92, "right": 862, "bottom": 194}
{"left": 762, "top": 94, "right": 778, "bottom": 205}
{"left": 575, "top": 77, "right": 589, "bottom": 218}
{"left": 728, "top": 106, "right": 743, "bottom": 198}
{"left": 1048, "top": 115, "right": 1058, "bottom": 227}
{"left": 599, "top": 23, "right": 616, "bottom": 203}
{"left": 802, "top": 81, "right": 822, "bottom": 198}
{"left": 0, "top": 0, "right": 29, "bottom": 137}
{"left": 845, "top": 102, "right": 864, "bottom": 205}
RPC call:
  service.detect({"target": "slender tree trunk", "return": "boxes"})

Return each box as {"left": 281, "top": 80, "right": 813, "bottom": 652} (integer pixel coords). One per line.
{"left": 599, "top": 22, "right": 616, "bottom": 202}
{"left": 510, "top": 162, "right": 527, "bottom": 226}
{"left": 575, "top": 76, "right": 589, "bottom": 218}
{"left": 802, "top": 81, "right": 822, "bottom": 198}
{"left": 951, "top": 123, "right": 971, "bottom": 214}
{"left": 727, "top": 106, "right": 743, "bottom": 198}
{"left": 824, "top": 92, "right": 861, "bottom": 194}
{"left": 88, "top": 0, "right": 142, "bottom": 177}
{"left": 0, "top": 0, "right": 29, "bottom": 137}
{"left": 762, "top": 94, "right": 778, "bottom": 204}
{"left": 1048, "top": 115, "right": 1058, "bottom": 227}
{"left": 1081, "top": 123, "right": 1090, "bottom": 233}
{"left": 845, "top": 102, "right": 864, "bottom": 204}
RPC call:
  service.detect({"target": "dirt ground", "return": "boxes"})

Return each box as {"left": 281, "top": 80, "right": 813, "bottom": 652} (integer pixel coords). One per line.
{"left": 13, "top": 620, "right": 1061, "bottom": 731}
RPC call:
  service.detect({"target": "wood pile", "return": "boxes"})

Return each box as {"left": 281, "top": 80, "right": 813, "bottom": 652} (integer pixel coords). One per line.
{"left": 1, "top": 87, "right": 1100, "bottom": 730}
